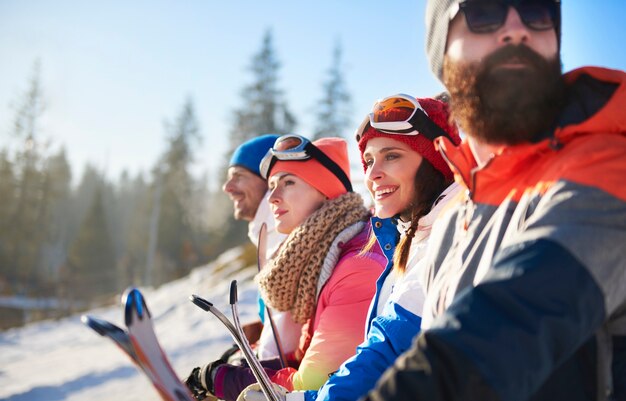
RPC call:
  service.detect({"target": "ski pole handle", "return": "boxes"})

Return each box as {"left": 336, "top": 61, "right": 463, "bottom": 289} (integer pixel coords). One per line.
{"left": 230, "top": 280, "right": 238, "bottom": 304}
{"left": 190, "top": 294, "right": 213, "bottom": 311}
{"left": 190, "top": 292, "right": 281, "bottom": 401}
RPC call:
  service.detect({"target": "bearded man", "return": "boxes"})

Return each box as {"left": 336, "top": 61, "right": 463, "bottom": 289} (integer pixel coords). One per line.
{"left": 365, "top": 1, "right": 626, "bottom": 400}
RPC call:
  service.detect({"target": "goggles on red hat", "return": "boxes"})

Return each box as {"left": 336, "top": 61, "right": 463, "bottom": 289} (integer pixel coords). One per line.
{"left": 259, "top": 134, "right": 353, "bottom": 192}
{"left": 452, "top": 0, "right": 559, "bottom": 34}
{"left": 354, "top": 94, "right": 454, "bottom": 143}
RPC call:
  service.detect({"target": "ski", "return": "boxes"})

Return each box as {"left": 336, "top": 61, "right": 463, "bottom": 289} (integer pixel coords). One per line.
{"left": 81, "top": 315, "right": 140, "bottom": 363}
{"left": 190, "top": 280, "right": 281, "bottom": 401}
{"left": 82, "top": 288, "right": 195, "bottom": 401}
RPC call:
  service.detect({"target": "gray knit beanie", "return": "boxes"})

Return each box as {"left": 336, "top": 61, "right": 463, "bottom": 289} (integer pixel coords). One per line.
{"left": 425, "top": 0, "right": 562, "bottom": 81}
{"left": 425, "top": 0, "right": 458, "bottom": 81}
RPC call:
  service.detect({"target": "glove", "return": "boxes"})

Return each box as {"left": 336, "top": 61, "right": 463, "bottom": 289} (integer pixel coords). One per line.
{"left": 185, "top": 344, "right": 239, "bottom": 401}
{"left": 236, "top": 383, "right": 287, "bottom": 401}
{"left": 184, "top": 363, "right": 218, "bottom": 400}
{"left": 185, "top": 345, "right": 241, "bottom": 399}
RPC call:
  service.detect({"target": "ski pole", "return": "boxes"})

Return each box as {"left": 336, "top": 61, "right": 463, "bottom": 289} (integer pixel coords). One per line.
{"left": 189, "top": 292, "right": 281, "bottom": 401}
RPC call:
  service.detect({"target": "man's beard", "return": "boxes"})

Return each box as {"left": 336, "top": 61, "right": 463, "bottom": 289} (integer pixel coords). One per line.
{"left": 443, "top": 45, "right": 566, "bottom": 145}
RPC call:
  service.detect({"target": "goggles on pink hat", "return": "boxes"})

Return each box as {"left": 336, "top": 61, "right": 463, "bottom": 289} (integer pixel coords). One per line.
{"left": 354, "top": 93, "right": 455, "bottom": 143}
{"left": 259, "top": 134, "right": 353, "bottom": 192}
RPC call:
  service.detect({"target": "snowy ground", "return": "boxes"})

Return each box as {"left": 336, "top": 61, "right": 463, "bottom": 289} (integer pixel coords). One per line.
{"left": 0, "top": 246, "right": 261, "bottom": 401}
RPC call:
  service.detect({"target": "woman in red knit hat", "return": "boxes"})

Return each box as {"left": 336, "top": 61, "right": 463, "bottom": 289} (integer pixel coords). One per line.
{"left": 187, "top": 136, "right": 386, "bottom": 401}
{"left": 309, "top": 94, "right": 463, "bottom": 401}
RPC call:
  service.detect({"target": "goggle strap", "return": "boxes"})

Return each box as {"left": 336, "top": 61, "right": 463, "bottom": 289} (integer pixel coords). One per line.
{"left": 409, "top": 109, "right": 454, "bottom": 142}
{"left": 304, "top": 143, "right": 353, "bottom": 193}
{"left": 264, "top": 157, "right": 278, "bottom": 180}
{"left": 378, "top": 126, "right": 417, "bottom": 135}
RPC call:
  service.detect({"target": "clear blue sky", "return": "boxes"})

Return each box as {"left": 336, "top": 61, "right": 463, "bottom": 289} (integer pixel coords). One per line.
{"left": 1, "top": 1, "right": 625, "bottom": 188}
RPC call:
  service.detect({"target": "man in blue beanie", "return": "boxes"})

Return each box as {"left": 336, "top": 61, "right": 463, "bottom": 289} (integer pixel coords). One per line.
{"left": 224, "top": 135, "right": 290, "bottom": 256}
{"left": 223, "top": 135, "right": 278, "bottom": 226}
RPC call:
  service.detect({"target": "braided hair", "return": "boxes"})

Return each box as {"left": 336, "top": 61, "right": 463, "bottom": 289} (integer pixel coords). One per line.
{"left": 392, "top": 158, "right": 448, "bottom": 272}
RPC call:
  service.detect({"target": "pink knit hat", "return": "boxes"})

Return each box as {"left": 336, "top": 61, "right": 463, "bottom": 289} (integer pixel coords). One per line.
{"left": 357, "top": 97, "right": 460, "bottom": 180}
{"left": 269, "top": 137, "right": 351, "bottom": 199}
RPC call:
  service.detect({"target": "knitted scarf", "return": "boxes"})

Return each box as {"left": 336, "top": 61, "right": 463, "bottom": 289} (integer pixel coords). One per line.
{"left": 255, "top": 192, "right": 370, "bottom": 324}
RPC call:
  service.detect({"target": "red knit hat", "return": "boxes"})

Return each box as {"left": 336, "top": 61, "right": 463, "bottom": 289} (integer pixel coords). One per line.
{"left": 269, "top": 137, "right": 351, "bottom": 200}
{"left": 357, "top": 97, "right": 460, "bottom": 180}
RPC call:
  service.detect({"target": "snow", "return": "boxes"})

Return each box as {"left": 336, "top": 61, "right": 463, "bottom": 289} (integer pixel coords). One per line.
{"left": 0, "top": 246, "right": 261, "bottom": 401}
{"left": 0, "top": 296, "right": 83, "bottom": 311}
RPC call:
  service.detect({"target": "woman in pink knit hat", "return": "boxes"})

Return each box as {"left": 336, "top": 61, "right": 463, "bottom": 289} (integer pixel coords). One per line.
{"left": 186, "top": 135, "right": 386, "bottom": 401}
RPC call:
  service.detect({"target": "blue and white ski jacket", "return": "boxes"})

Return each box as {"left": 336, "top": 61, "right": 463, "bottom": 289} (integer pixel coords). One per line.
{"left": 301, "top": 183, "right": 461, "bottom": 401}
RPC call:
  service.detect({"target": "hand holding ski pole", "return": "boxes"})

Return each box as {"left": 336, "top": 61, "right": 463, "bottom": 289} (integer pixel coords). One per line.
{"left": 184, "top": 342, "right": 241, "bottom": 400}
{"left": 184, "top": 362, "right": 224, "bottom": 400}
{"left": 189, "top": 281, "right": 282, "bottom": 401}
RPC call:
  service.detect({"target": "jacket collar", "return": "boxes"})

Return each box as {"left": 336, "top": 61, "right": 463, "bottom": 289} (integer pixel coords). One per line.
{"left": 435, "top": 66, "right": 625, "bottom": 199}
{"left": 371, "top": 216, "right": 398, "bottom": 263}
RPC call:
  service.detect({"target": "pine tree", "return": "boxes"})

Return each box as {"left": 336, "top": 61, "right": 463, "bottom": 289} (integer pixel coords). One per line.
{"left": 37, "top": 148, "right": 72, "bottom": 282}
{"left": 0, "top": 150, "right": 15, "bottom": 283}
{"left": 210, "top": 30, "right": 298, "bottom": 251}
{"left": 147, "top": 98, "right": 202, "bottom": 285}
{"left": 312, "top": 41, "right": 352, "bottom": 139}
{"left": 7, "top": 60, "right": 47, "bottom": 294}
{"left": 67, "top": 185, "right": 116, "bottom": 302}
{"left": 112, "top": 170, "right": 150, "bottom": 287}
{"left": 228, "top": 29, "right": 297, "bottom": 154}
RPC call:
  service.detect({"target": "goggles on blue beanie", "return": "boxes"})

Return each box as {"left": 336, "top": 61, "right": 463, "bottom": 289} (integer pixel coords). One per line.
{"left": 229, "top": 134, "right": 281, "bottom": 177}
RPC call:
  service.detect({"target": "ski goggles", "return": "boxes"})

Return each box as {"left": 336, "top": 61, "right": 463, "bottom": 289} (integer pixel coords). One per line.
{"left": 354, "top": 94, "right": 453, "bottom": 143}
{"left": 453, "top": 0, "right": 559, "bottom": 34}
{"left": 259, "top": 134, "right": 352, "bottom": 192}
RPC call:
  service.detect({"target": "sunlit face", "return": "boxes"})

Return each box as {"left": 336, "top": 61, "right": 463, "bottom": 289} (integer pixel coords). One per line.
{"left": 363, "top": 137, "right": 423, "bottom": 220}
{"left": 446, "top": 7, "right": 558, "bottom": 67}
{"left": 268, "top": 173, "right": 327, "bottom": 234}
{"left": 222, "top": 166, "right": 267, "bottom": 222}
{"left": 443, "top": 5, "right": 562, "bottom": 146}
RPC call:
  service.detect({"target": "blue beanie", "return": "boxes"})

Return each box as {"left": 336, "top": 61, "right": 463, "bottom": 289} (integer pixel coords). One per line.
{"left": 229, "top": 134, "right": 280, "bottom": 177}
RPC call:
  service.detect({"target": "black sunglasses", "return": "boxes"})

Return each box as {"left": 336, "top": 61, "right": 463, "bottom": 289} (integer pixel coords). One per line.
{"left": 458, "top": 0, "right": 559, "bottom": 34}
